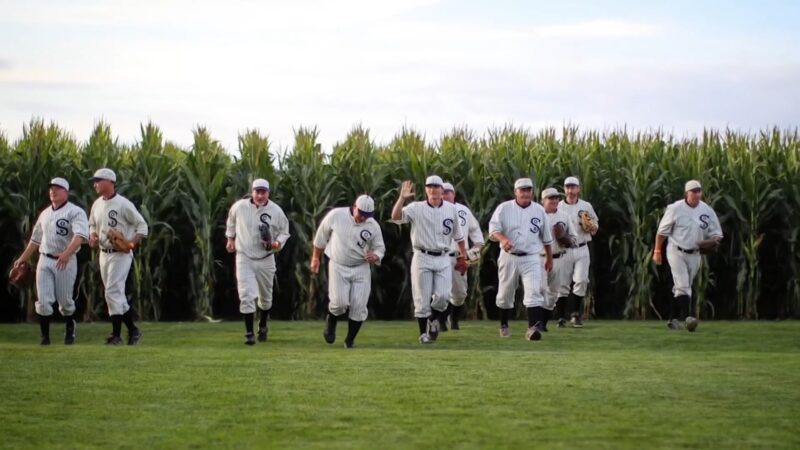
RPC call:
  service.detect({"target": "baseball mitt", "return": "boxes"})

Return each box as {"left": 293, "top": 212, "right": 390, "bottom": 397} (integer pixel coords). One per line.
{"left": 9, "top": 261, "right": 33, "bottom": 288}
{"left": 107, "top": 229, "right": 131, "bottom": 252}
{"left": 553, "top": 222, "right": 574, "bottom": 248}
{"left": 685, "top": 317, "right": 699, "bottom": 332}
{"left": 579, "top": 211, "right": 596, "bottom": 233}
{"left": 259, "top": 223, "right": 273, "bottom": 250}
{"left": 696, "top": 239, "right": 719, "bottom": 255}
{"left": 466, "top": 247, "right": 481, "bottom": 266}
{"left": 454, "top": 257, "right": 468, "bottom": 275}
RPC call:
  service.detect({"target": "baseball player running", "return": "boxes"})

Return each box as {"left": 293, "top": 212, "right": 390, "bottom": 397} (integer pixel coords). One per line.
{"left": 439, "top": 182, "right": 483, "bottom": 331}
{"left": 653, "top": 180, "right": 723, "bottom": 331}
{"left": 226, "top": 179, "right": 290, "bottom": 345}
{"left": 540, "top": 187, "right": 577, "bottom": 332}
{"left": 311, "top": 195, "right": 385, "bottom": 348}
{"left": 557, "top": 176, "right": 598, "bottom": 328}
{"left": 88, "top": 168, "right": 148, "bottom": 345}
{"left": 391, "top": 175, "right": 467, "bottom": 344}
{"left": 488, "top": 178, "right": 554, "bottom": 340}
{"left": 14, "top": 177, "right": 88, "bottom": 345}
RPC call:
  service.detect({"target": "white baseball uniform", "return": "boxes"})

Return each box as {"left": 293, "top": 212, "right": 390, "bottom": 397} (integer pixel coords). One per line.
{"left": 313, "top": 207, "right": 385, "bottom": 321}
{"left": 540, "top": 209, "right": 576, "bottom": 310}
{"left": 558, "top": 198, "right": 598, "bottom": 297}
{"left": 657, "top": 199, "right": 723, "bottom": 297}
{"left": 489, "top": 200, "right": 553, "bottom": 309}
{"left": 226, "top": 198, "right": 290, "bottom": 314}
{"left": 448, "top": 202, "right": 483, "bottom": 306}
{"left": 30, "top": 202, "right": 89, "bottom": 316}
{"left": 89, "top": 194, "right": 148, "bottom": 316}
{"left": 399, "top": 201, "right": 465, "bottom": 318}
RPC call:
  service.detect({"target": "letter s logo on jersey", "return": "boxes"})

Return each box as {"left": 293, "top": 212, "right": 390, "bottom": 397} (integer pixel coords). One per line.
{"left": 457, "top": 210, "right": 467, "bottom": 227}
{"left": 357, "top": 229, "right": 372, "bottom": 249}
{"left": 108, "top": 210, "right": 118, "bottom": 227}
{"left": 442, "top": 218, "right": 454, "bottom": 236}
{"left": 260, "top": 213, "right": 271, "bottom": 225}
{"left": 529, "top": 217, "right": 541, "bottom": 234}
{"left": 55, "top": 219, "right": 70, "bottom": 236}
{"left": 699, "top": 214, "right": 710, "bottom": 230}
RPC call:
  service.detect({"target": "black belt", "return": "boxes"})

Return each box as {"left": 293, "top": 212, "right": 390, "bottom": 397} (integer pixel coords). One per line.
{"left": 42, "top": 253, "right": 58, "bottom": 260}
{"left": 676, "top": 246, "right": 697, "bottom": 254}
{"left": 416, "top": 248, "right": 446, "bottom": 256}
{"left": 508, "top": 251, "right": 529, "bottom": 256}
{"left": 540, "top": 253, "right": 564, "bottom": 259}
{"left": 449, "top": 252, "right": 458, "bottom": 257}
{"left": 101, "top": 248, "right": 119, "bottom": 254}
{"left": 577, "top": 242, "right": 588, "bottom": 248}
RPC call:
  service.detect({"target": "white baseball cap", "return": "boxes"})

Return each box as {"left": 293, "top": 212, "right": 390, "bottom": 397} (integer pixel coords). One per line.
{"left": 49, "top": 177, "right": 70, "bottom": 191}
{"left": 685, "top": 180, "right": 702, "bottom": 192}
{"left": 425, "top": 175, "right": 444, "bottom": 186}
{"left": 540, "top": 187, "right": 562, "bottom": 199}
{"left": 90, "top": 168, "right": 116, "bottom": 183}
{"left": 564, "top": 176, "right": 580, "bottom": 187}
{"left": 252, "top": 178, "right": 270, "bottom": 191}
{"left": 355, "top": 194, "right": 375, "bottom": 217}
{"left": 514, "top": 178, "right": 534, "bottom": 189}
{"left": 442, "top": 182, "right": 455, "bottom": 192}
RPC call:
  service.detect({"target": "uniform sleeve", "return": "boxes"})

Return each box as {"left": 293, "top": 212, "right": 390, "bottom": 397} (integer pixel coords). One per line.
{"left": 72, "top": 208, "right": 89, "bottom": 239}
{"left": 225, "top": 202, "right": 237, "bottom": 238}
{"left": 312, "top": 210, "right": 334, "bottom": 249}
{"left": 587, "top": 202, "right": 599, "bottom": 228}
{"left": 451, "top": 206, "right": 465, "bottom": 242}
{"left": 540, "top": 212, "right": 553, "bottom": 245}
{"left": 369, "top": 222, "right": 386, "bottom": 261}
{"left": 657, "top": 204, "right": 675, "bottom": 236}
{"left": 126, "top": 200, "right": 149, "bottom": 237}
{"left": 88, "top": 201, "right": 98, "bottom": 236}
{"left": 400, "top": 202, "right": 417, "bottom": 224}
{"left": 30, "top": 213, "right": 44, "bottom": 245}
{"left": 273, "top": 207, "right": 291, "bottom": 248}
{"left": 467, "top": 210, "right": 484, "bottom": 246}
{"left": 488, "top": 204, "right": 504, "bottom": 237}
{"left": 705, "top": 207, "right": 724, "bottom": 239}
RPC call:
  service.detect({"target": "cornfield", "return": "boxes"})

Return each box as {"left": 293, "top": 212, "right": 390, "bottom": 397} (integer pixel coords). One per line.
{"left": 1, "top": 119, "right": 798, "bottom": 322}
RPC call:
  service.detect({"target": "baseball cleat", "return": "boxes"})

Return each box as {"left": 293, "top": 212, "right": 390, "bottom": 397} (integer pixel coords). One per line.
{"left": 570, "top": 315, "right": 584, "bottom": 328}
{"left": 104, "top": 335, "right": 123, "bottom": 346}
{"left": 127, "top": 329, "right": 143, "bottom": 346}
{"left": 418, "top": 333, "right": 433, "bottom": 344}
{"left": 499, "top": 325, "right": 511, "bottom": 338}
{"left": 685, "top": 316, "right": 699, "bottom": 332}
{"left": 427, "top": 319, "right": 440, "bottom": 341}
{"left": 525, "top": 324, "right": 543, "bottom": 341}
{"left": 64, "top": 334, "right": 75, "bottom": 345}
{"left": 343, "top": 340, "right": 354, "bottom": 349}
{"left": 557, "top": 318, "right": 567, "bottom": 328}
{"left": 257, "top": 327, "right": 268, "bottom": 342}
{"left": 667, "top": 319, "right": 681, "bottom": 330}
{"left": 541, "top": 322, "right": 549, "bottom": 332}
{"left": 244, "top": 332, "right": 256, "bottom": 346}
{"left": 40, "top": 336, "right": 51, "bottom": 346}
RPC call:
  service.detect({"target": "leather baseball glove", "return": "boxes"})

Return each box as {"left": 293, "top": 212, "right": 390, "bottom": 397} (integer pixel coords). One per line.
{"left": 466, "top": 247, "right": 481, "bottom": 266}
{"left": 579, "top": 211, "right": 596, "bottom": 233}
{"left": 107, "top": 229, "right": 132, "bottom": 252}
{"left": 454, "top": 257, "right": 468, "bottom": 275}
{"left": 259, "top": 223, "right": 273, "bottom": 250}
{"left": 9, "top": 261, "right": 33, "bottom": 288}
{"left": 553, "top": 222, "right": 575, "bottom": 248}
{"left": 696, "top": 239, "right": 720, "bottom": 255}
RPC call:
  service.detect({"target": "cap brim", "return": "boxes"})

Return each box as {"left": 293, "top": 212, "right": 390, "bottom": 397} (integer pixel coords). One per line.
{"left": 48, "top": 184, "right": 68, "bottom": 190}
{"left": 253, "top": 187, "right": 269, "bottom": 191}
{"left": 357, "top": 209, "right": 374, "bottom": 218}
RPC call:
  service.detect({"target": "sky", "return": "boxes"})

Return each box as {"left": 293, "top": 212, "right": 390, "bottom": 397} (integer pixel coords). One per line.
{"left": 1, "top": 0, "right": 798, "bottom": 153}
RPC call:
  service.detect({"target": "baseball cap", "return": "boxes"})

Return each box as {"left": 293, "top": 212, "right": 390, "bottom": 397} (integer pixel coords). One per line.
{"left": 564, "top": 176, "right": 580, "bottom": 187}
{"left": 684, "top": 180, "right": 702, "bottom": 192}
{"left": 251, "top": 178, "right": 270, "bottom": 191}
{"left": 355, "top": 194, "right": 375, "bottom": 217}
{"left": 540, "top": 187, "right": 562, "bottom": 199}
{"left": 425, "top": 175, "right": 444, "bottom": 186}
{"left": 514, "top": 178, "right": 534, "bottom": 190}
{"left": 90, "top": 168, "right": 116, "bottom": 183}
{"left": 442, "top": 182, "right": 455, "bottom": 192}
{"left": 49, "top": 177, "right": 70, "bottom": 191}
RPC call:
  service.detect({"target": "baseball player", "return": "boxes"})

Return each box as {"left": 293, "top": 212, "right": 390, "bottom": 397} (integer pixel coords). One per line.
{"left": 390, "top": 175, "right": 467, "bottom": 344}
{"left": 311, "top": 195, "right": 385, "bottom": 348}
{"left": 88, "top": 168, "right": 148, "bottom": 345}
{"left": 540, "top": 187, "right": 577, "bottom": 332}
{"left": 653, "top": 180, "right": 723, "bottom": 330}
{"left": 439, "top": 182, "right": 483, "bottom": 331}
{"left": 226, "top": 178, "right": 290, "bottom": 345}
{"left": 14, "top": 177, "right": 88, "bottom": 345}
{"left": 558, "top": 176, "right": 599, "bottom": 328}
{"left": 488, "top": 178, "right": 554, "bottom": 340}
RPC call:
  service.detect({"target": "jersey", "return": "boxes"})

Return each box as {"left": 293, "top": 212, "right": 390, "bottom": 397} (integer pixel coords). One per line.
{"left": 489, "top": 200, "right": 553, "bottom": 254}
{"left": 558, "top": 198, "right": 598, "bottom": 244}
{"left": 657, "top": 199, "right": 723, "bottom": 249}
{"left": 31, "top": 202, "right": 89, "bottom": 254}
{"left": 313, "top": 207, "right": 385, "bottom": 266}
{"left": 546, "top": 209, "right": 576, "bottom": 253}
{"left": 226, "top": 198, "right": 290, "bottom": 260}
{"left": 400, "top": 201, "right": 465, "bottom": 252}
{"left": 88, "top": 194, "right": 149, "bottom": 249}
{"left": 448, "top": 202, "right": 484, "bottom": 253}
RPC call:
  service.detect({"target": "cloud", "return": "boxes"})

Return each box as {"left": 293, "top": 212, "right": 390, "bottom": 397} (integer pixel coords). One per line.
{"left": 532, "top": 19, "right": 662, "bottom": 39}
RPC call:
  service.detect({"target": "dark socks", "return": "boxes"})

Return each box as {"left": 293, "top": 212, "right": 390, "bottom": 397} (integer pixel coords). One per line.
{"left": 65, "top": 315, "right": 75, "bottom": 336}
{"left": 500, "top": 308, "right": 510, "bottom": 327}
{"left": 326, "top": 312, "right": 339, "bottom": 333}
{"left": 244, "top": 313, "right": 254, "bottom": 334}
{"left": 39, "top": 314, "right": 51, "bottom": 338}
{"left": 677, "top": 295, "right": 691, "bottom": 319}
{"left": 259, "top": 309, "right": 270, "bottom": 329}
{"left": 569, "top": 293, "right": 584, "bottom": 317}
{"left": 122, "top": 310, "right": 137, "bottom": 332}
{"left": 527, "top": 307, "right": 545, "bottom": 327}
{"left": 451, "top": 305, "right": 463, "bottom": 325}
{"left": 418, "top": 318, "right": 428, "bottom": 335}
{"left": 345, "top": 320, "right": 363, "bottom": 344}
{"left": 556, "top": 297, "right": 568, "bottom": 320}
{"left": 543, "top": 309, "right": 552, "bottom": 328}
{"left": 111, "top": 315, "right": 122, "bottom": 337}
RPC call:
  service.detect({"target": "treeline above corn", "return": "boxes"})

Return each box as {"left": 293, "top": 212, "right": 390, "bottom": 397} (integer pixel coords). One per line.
{"left": 1, "top": 119, "right": 798, "bottom": 321}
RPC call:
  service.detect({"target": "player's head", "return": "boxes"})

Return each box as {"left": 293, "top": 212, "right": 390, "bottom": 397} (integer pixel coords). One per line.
{"left": 442, "top": 182, "right": 456, "bottom": 203}
{"left": 541, "top": 187, "right": 562, "bottom": 212}
{"left": 48, "top": 177, "right": 70, "bottom": 205}
{"left": 90, "top": 168, "right": 116, "bottom": 196}
{"left": 424, "top": 175, "right": 444, "bottom": 202}
{"left": 513, "top": 178, "right": 534, "bottom": 205}
{"left": 352, "top": 194, "right": 375, "bottom": 223}
{"left": 251, "top": 179, "right": 270, "bottom": 205}
{"left": 684, "top": 180, "right": 703, "bottom": 205}
{"left": 564, "top": 176, "right": 581, "bottom": 198}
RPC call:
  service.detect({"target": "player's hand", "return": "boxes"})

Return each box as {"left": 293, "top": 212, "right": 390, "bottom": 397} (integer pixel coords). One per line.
{"left": 500, "top": 238, "right": 514, "bottom": 252}
{"left": 365, "top": 251, "right": 380, "bottom": 264}
{"left": 226, "top": 238, "right": 236, "bottom": 253}
{"left": 399, "top": 181, "right": 415, "bottom": 201}
{"left": 88, "top": 233, "right": 99, "bottom": 248}
{"left": 13, "top": 258, "right": 26, "bottom": 268}
{"left": 545, "top": 257, "right": 553, "bottom": 273}
{"left": 652, "top": 250, "right": 662, "bottom": 265}
{"left": 310, "top": 257, "right": 320, "bottom": 274}
{"left": 55, "top": 253, "right": 70, "bottom": 270}
{"left": 271, "top": 240, "right": 281, "bottom": 251}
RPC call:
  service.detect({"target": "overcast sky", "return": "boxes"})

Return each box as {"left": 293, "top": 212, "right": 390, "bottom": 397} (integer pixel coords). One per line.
{"left": 1, "top": 0, "right": 798, "bottom": 152}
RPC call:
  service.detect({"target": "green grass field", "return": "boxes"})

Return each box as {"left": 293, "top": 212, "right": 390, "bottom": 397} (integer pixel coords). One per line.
{"left": 1, "top": 320, "right": 798, "bottom": 449}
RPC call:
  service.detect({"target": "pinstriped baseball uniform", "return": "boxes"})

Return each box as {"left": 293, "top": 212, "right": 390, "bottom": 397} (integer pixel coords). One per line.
{"left": 448, "top": 202, "right": 483, "bottom": 306}
{"left": 557, "top": 198, "right": 598, "bottom": 297}
{"left": 89, "top": 194, "right": 148, "bottom": 316}
{"left": 313, "top": 207, "right": 385, "bottom": 321}
{"left": 226, "top": 198, "right": 290, "bottom": 314}
{"left": 489, "top": 200, "right": 553, "bottom": 309}
{"left": 540, "top": 209, "right": 575, "bottom": 310}
{"left": 657, "top": 199, "right": 723, "bottom": 297}
{"left": 400, "top": 201, "right": 465, "bottom": 318}
{"left": 30, "top": 202, "right": 88, "bottom": 316}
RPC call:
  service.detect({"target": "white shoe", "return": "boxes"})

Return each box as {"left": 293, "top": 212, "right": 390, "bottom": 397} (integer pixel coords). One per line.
{"left": 418, "top": 333, "right": 433, "bottom": 344}
{"left": 427, "top": 319, "right": 440, "bottom": 341}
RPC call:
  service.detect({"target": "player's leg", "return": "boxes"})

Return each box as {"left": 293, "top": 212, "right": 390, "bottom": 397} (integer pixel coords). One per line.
{"left": 427, "top": 258, "right": 452, "bottom": 341}
{"left": 684, "top": 254, "right": 702, "bottom": 319}
{"left": 411, "top": 253, "right": 434, "bottom": 342}
{"left": 521, "top": 256, "right": 544, "bottom": 340}
{"left": 556, "top": 249, "right": 576, "bottom": 327}
{"left": 495, "top": 252, "right": 519, "bottom": 337}
{"left": 324, "top": 261, "right": 351, "bottom": 344}
{"left": 344, "top": 264, "right": 371, "bottom": 348}
{"left": 254, "top": 255, "right": 277, "bottom": 342}
{"left": 35, "top": 259, "right": 56, "bottom": 345}
{"left": 236, "top": 254, "right": 258, "bottom": 344}
{"left": 103, "top": 253, "right": 132, "bottom": 345}
{"left": 666, "top": 247, "right": 692, "bottom": 329}
{"left": 53, "top": 258, "right": 78, "bottom": 344}
{"left": 568, "top": 246, "right": 590, "bottom": 327}
{"left": 447, "top": 260, "right": 468, "bottom": 330}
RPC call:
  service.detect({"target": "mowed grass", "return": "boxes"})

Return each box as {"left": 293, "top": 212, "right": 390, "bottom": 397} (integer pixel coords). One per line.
{"left": 1, "top": 320, "right": 799, "bottom": 450}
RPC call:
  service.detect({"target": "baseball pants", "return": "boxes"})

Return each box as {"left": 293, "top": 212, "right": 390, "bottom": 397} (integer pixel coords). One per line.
{"left": 666, "top": 244, "right": 701, "bottom": 298}
{"left": 99, "top": 251, "right": 132, "bottom": 316}
{"left": 449, "top": 254, "right": 468, "bottom": 307}
{"left": 35, "top": 255, "right": 77, "bottom": 317}
{"left": 236, "top": 253, "right": 276, "bottom": 314}
{"left": 496, "top": 251, "right": 544, "bottom": 309}
{"left": 560, "top": 245, "right": 590, "bottom": 297}
{"left": 411, "top": 252, "right": 452, "bottom": 318}
{"left": 541, "top": 254, "right": 568, "bottom": 310}
{"left": 327, "top": 260, "right": 371, "bottom": 322}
